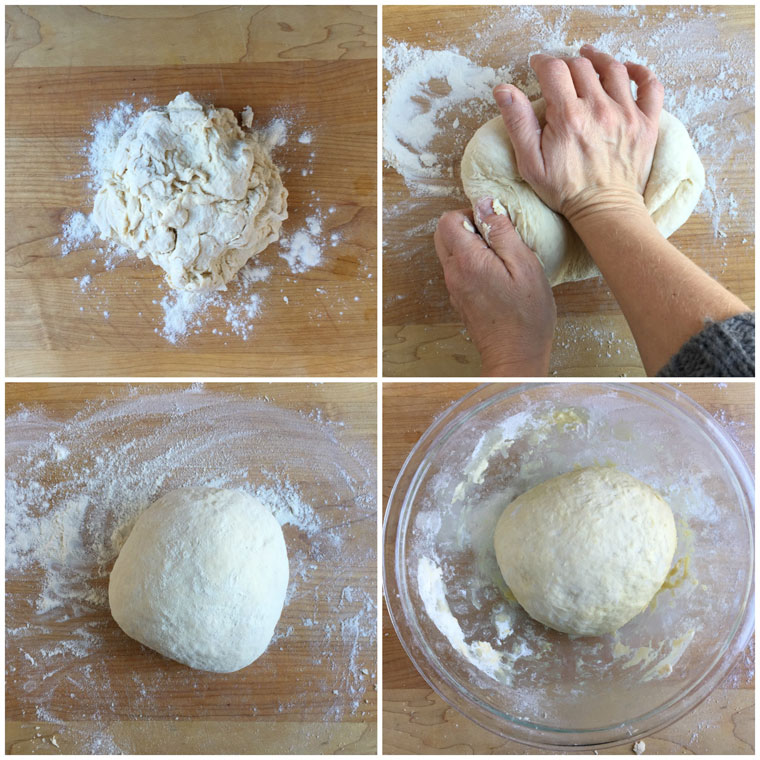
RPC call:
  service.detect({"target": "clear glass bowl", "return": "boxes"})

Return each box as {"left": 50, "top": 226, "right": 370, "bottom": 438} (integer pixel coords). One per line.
{"left": 384, "top": 383, "right": 754, "bottom": 750}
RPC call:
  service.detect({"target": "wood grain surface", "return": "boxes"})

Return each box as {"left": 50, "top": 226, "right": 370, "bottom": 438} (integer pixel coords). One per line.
{"left": 382, "top": 6, "right": 754, "bottom": 377}
{"left": 6, "top": 382, "right": 377, "bottom": 755}
{"left": 6, "top": 6, "right": 377, "bottom": 377}
{"left": 382, "top": 381, "right": 754, "bottom": 754}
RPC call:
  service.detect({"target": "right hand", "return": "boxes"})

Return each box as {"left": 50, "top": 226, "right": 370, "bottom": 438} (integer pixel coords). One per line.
{"left": 493, "top": 45, "right": 664, "bottom": 225}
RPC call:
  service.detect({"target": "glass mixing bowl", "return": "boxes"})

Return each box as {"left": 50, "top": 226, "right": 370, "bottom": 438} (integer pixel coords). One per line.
{"left": 384, "top": 383, "right": 754, "bottom": 750}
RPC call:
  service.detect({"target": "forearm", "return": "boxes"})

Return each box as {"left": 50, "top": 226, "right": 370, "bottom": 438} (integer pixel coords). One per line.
{"left": 571, "top": 206, "right": 749, "bottom": 374}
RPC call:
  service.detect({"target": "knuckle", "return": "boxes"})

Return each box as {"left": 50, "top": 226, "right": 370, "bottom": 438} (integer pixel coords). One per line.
{"left": 569, "top": 57, "right": 593, "bottom": 73}
{"left": 544, "top": 58, "right": 568, "bottom": 77}
{"left": 562, "top": 108, "right": 585, "bottom": 133}
{"left": 609, "top": 60, "right": 627, "bottom": 74}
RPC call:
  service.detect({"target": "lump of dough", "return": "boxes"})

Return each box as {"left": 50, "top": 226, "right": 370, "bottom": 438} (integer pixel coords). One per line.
{"left": 461, "top": 98, "right": 705, "bottom": 286}
{"left": 93, "top": 92, "right": 288, "bottom": 291}
{"left": 493, "top": 466, "right": 677, "bottom": 636}
{"left": 109, "top": 487, "right": 289, "bottom": 672}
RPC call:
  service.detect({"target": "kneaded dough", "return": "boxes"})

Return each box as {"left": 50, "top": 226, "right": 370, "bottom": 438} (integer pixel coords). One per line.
{"left": 461, "top": 98, "right": 705, "bottom": 285}
{"left": 93, "top": 92, "right": 288, "bottom": 291}
{"left": 109, "top": 487, "right": 289, "bottom": 672}
{"left": 493, "top": 466, "right": 677, "bottom": 635}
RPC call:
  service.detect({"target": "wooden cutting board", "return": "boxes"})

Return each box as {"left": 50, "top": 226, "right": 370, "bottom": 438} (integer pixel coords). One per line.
{"left": 383, "top": 382, "right": 754, "bottom": 754}
{"left": 383, "top": 6, "right": 754, "bottom": 377}
{"left": 6, "top": 6, "right": 377, "bottom": 377}
{"left": 6, "top": 382, "right": 377, "bottom": 754}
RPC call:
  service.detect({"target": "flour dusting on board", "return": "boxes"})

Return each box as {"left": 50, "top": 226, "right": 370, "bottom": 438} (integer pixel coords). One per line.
{"left": 6, "top": 386, "right": 376, "bottom": 753}
{"left": 58, "top": 95, "right": 348, "bottom": 344}
{"left": 384, "top": 7, "right": 753, "bottom": 237}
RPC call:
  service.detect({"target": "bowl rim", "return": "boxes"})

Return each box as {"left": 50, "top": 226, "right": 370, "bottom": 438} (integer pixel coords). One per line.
{"left": 383, "top": 381, "right": 755, "bottom": 750}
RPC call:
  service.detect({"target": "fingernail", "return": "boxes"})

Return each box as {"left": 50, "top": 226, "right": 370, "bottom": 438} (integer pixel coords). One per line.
{"left": 476, "top": 197, "right": 495, "bottom": 219}
{"left": 582, "top": 43, "right": 596, "bottom": 51}
{"left": 493, "top": 85, "right": 512, "bottom": 107}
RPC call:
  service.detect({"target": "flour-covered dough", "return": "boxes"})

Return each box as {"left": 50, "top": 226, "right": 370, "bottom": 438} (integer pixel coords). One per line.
{"left": 461, "top": 98, "right": 705, "bottom": 285}
{"left": 109, "top": 487, "right": 289, "bottom": 672}
{"left": 494, "top": 466, "right": 677, "bottom": 635}
{"left": 94, "top": 92, "right": 288, "bottom": 291}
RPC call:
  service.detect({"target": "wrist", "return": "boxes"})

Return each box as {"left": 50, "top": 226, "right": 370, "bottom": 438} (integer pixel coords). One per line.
{"left": 562, "top": 186, "right": 650, "bottom": 229}
{"left": 479, "top": 342, "right": 552, "bottom": 377}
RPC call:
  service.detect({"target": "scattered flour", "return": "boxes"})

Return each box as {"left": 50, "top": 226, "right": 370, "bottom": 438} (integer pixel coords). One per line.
{"left": 60, "top": 212, "right": 100, "bottom": 257}
{"left": 280, "top": 213, "right": 325, "bottom": 273}
{"left": 383, "top": 41, "right": 511, "bottom": 196}
{"left": 6, "top": 385, "right": 376, "bottom": 751}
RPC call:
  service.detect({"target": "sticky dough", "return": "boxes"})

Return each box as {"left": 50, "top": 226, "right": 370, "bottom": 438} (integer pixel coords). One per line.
{"left": 93, "top": 92, "right": 288, "bottom": 291}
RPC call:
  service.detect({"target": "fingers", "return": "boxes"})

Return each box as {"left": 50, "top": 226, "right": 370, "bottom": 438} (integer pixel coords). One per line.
{"left": 579, "top": 44, "right": 635, "bottom": 106}
{"left": 434, "top": 209, "right": 487, "bottom": 265}
{"left": 562, "top": 56, "right": 604, "bottom": 100}
{"left": 473, "top": 198, "right": 544, "bottom": 279}
{"left": 530, "top": 54, "right": 577, "bottom": 108}
{"left": 436, "top": 201, "right": 547, "bottom": 287}
{"left": 493, "top": 84, "right": 544, "bottom": 180}
{"left": 625, "top": 61, "right": 664, "bottom": 121}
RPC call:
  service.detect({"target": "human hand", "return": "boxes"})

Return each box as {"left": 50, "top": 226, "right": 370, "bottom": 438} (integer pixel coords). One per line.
{"left": 434, "top": 199, "right": 557, "bottom": 376}
{"left": 493, "top": 45, "right": 664, "bottom": 225}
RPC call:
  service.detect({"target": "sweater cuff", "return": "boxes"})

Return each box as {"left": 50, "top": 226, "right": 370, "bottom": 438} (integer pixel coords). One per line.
{"left": 657, "top": 312, "right": 755, "bottom": 377}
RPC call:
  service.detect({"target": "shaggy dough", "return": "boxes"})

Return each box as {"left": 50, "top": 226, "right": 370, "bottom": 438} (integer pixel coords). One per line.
{"left": 109, "top": 487, "right": 289, "bottom": 672}
{"left": 461, "top": 98, "right": 705, "bottom": 285}
{"left": 93, "top": 92, "right": 288, "bottom": 291}
{"left": 493, "top": 466, "right": 677, "bottom": 635}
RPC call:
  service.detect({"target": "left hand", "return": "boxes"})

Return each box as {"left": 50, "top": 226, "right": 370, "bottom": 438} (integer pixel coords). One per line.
{"left": 434, "top": 199, "right": 557, "bottom": 376}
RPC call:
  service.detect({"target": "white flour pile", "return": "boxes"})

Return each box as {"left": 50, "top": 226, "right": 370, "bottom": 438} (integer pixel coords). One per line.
{"left": 6, "top": 386, "right": 376, "bottom": 753}
{"left": 59, "top": 97, "right": 333, "bottom": 344}
{"left": 383, "top": 7, "right": 754, "bottom": 366}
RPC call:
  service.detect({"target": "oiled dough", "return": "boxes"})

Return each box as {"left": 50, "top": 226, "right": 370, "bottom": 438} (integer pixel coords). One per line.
{"left": 461, "top": 99, "right": 705, "bottom": 285}
{"left": 109, "top": 487, "right": 288, "bottom": 672}
{"left": 493, "top": 466, "right": 676, "bottom": 635}
{"left": 93, "top": 92, "right": 288, "bottom": 291}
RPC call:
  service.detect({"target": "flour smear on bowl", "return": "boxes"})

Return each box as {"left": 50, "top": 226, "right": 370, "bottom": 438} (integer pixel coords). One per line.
{"left": 6, "top": 386, "right": 376, "bottom": 753}
{"left": 405, "top": 386, "right": 752, "bottom": 728}
{"left": 59, "top": 98, "right": 362, "bottom": 344}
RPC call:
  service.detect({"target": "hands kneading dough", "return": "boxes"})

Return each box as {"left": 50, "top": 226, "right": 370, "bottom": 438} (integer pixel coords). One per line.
{"left": 494, "top": 466, "right": 677, "bottom": 636}
{"left": 461, "top": 99, "right": 705, "bottom": 286}
{"left": 93, "top": 92, "right": 288, "bottom": 291}
{"left": 109, "top": 488, "right": 288, "bottom": 672}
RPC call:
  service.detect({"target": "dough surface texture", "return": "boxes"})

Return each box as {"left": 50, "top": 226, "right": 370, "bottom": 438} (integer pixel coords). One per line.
{"left": 461, "top": 99, "right": 705, "bottom": 285}
{"left": 493, "top": 466, "right": 677, "bottom": 636}
{"left": 109, "top": 487, "right": 289, "bottom": 672}
{"left": 93, "top": 92, "right": 288, "bottom": 291}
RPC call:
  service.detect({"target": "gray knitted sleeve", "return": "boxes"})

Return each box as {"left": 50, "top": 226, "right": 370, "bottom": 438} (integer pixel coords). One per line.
{"left": 657, "top": 312, "right": 755, "bottom": 377}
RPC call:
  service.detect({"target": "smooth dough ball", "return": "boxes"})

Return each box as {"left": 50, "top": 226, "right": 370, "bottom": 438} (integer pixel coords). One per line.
{"left": 493, "top": 466, "right": 677, "bottom": 635}
{"left": 461, "top": 98, "right": 705, "bottom": 286}
{"left": 93, "top": 92, "right": 288, "bottom": 291}
{"left": 109, "top": 487, "right": 289, "bottom": 672}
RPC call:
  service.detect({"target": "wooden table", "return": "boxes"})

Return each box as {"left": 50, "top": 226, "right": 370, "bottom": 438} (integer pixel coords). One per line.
{"left": 6, "top": 6, "right": 377, "bottom": 377}
{"left": 6, "top": 382, "right": 377, "bottom": 754}
{"left": 383, "top": 382, "right": 754, "bottom": 753}
{"left": 382, "top": 6, "right": 754, "bottom": 377}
